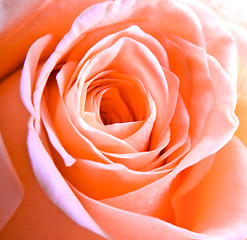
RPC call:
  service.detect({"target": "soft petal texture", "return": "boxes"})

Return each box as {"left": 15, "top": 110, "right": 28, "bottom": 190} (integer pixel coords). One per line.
{"left": 1, "top": 66, "right": 246, "bottom": 239}
{"left": 179, "top": 0, "right": 238, "bottom": 80}
{"left": 0, "top": 133, "right": 23, "bottom": 231}
{"left": 1, "top": 0, "right": 247, "bottom": 240}
{"left": 225, "top": 23, "right": 247, "bottom": 147}
{"left": 0, "top": 70, "right": 107, "bottom": 240}
{"left": 181, "top": 0, "right": 247, "bottom": 148}
{"left": 17, "top": 0, "right": 237, "bottom": 212}
{"left": 172, "top": 136, "right": 247, "bottom": 239}
{"left": 0, "top": 0, "right": 106, "bottom": 79}
{"left": 20, "top": 34, "right": 56, "bottom": 115}
{"left": 71, "top": 136, "right": 247, "bottom": 240}
{"left": 27, "top": 117, "right": 107, "bottom": 238}
{"left": 22, "top": 0, "right": 238, "bottom": 170}
{"left": 19, "top": 0, "right": 241, "bottom": 234}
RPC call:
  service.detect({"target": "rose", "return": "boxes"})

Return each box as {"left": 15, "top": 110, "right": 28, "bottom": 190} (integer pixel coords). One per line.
{"left": 0, "top": 0, "right": 246, "bottom": 240}
{"left": 0, "top": 0, "right": 247, "bottom": 240}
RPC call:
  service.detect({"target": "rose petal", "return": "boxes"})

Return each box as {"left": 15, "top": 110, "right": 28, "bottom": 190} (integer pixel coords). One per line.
{"left": 71, "top": 136, "right": 247, "bottom": 239}
{"left": 56, "top": 156, "right": 169, "bottom": 200}
{"left": 0, "top": 132, "right": 24, "bottom": 230}
{"left": 225, "top": 22, "right": 247, "bottom": 147}
{"left": 27, "top": 117, "right": 107, "bottom": 238}
{"left": 72, "top": 185, "right": 217, "bottom": 240}
{"left": 42, "top": 90, "right": 110, "bottom": 165}
{"left": 0, "top": 0, "right": 106, "bottom": 79}
{"left": 163, "top": 38, "right": 192, "bottom": 107}
{"left": 54, "top": 85, "right": 139, "bottom": 154}
{"left": 20, "top": 34, "right": 55, "bottom": 115}
{"left": 170, "top": 36, "right": 215, "bottom": 145}
{"left": 81, "top": 71, "right": 154, "bottom": 146}
{"left": 180, "top": 0, "right": 238, "bottom": 80}
{"left": 0, "top": 69, "right": 106, "bottom": 239}
{"left": 172, "top": 136, "right": 247, "bottom": 239}
{"left": 102, "top": 149, "right": 160, "bottom": 171}
{"left": 145, "top": 94, "right": 190, "bottom": 170}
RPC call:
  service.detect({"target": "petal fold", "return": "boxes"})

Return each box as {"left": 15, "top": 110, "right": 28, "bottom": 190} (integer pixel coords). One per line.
{"left": 0, "top": 133, "right": 24, "bottom": 231}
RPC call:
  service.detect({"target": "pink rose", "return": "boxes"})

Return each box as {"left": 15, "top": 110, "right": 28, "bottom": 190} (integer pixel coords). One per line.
{"left": 1, "top": 0, "right": 247, "bottom": 239}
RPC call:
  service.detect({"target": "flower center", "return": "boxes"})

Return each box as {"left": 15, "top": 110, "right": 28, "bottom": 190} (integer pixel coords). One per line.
{"left": 84, "top": 71, "right": 150, "bottom": 126}
{"left": 99, "top": 87, "right": 135, "bottom": 125}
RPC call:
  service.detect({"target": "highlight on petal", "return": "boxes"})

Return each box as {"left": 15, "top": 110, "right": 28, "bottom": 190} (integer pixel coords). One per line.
{"left": 26, "top": 118, "right": 108, "bottom": 238}
{"left": 0, "top": 0, "right": 107, "bottom": 80}
{"left": 225, "top": 21, "right": 247, "bottom": 147}
{"left": 179, "top": 0, "right": 238, "bottom": 80}
{"left": 172, "top": 136, "right": 247, "bottom": 239}
{"left": 0, "top": 133, "right": 24, "bottom": 231}
{"left": 71, "top": 185, "right": 217, "bottom": 240}
{"left": 0, "top": 68, "right": 107, "bottom": 240}
{"left": 20, "top": 34, "right": 55, "bottom": 115}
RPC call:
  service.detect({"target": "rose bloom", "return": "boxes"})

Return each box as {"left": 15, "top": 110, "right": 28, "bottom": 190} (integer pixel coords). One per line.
{"left": 0, "top": 0, "right": 247, "bottom": 239}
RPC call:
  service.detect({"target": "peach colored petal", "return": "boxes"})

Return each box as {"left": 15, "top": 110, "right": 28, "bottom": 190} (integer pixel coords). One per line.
{"left": 151, "top": 68, "right": 179, "bottom": 149}
{"left": 72, "top": 185, "right": 216, "bottom": 240}
{"left": 20, "top": 34, "right": 55, "bottom": 115}
{"left": 170, "top": 36, "right": 214, "bottom": 145}
{"left": 65, "top": 0, "right": 204, "bottom": 47}
{"left": 56, "top": 61, "right": 78, "bottom": 97}
{"left": 0, "top": 0, "right": 106, "bottom": 80}
{"left": 146, "top": 94, "right": 190, "bottom": 170}
{"left": 69, "top": 25, "right": 169, "bottom": 77}
{"left": 0, "top": 133, "right": 24, "bottom": 230}
{"left": 102, "top": 149, "right": 160, "bottom": 171}
{"left": 99, "top": 157, "right": 213, "bottom": 224}
{"left": 225, "top": 22, "right": 247, "bottom": 147}
{"left": 163, "top": 38, "right": 192, "bottom": 107}
{"left": 27, "top": 118, "right": 107, "bottom": 238}
{"left": 188, "top": 1, "right": 247, "bottom": 148}
{"left": 0, "top": 69, "right": 106, "bottom": 240}
{"left": 179, "top": 0, "right": 238, "bottom": 80}
{"left": 42, "top": 93, "right": 110, "bottom": 166}
{"left": 80, "top": 74, "right": 155, "bottom": 149}
{"left": 56, "top": 157, "right": 169, "bottom": 200}
{"left": 83, "top": 71, "right": 151, "bottom": 120}
{"left": 55, "top": 87, "right": 139, "bottom": 154}
{"left": 172, "top": 136, "right": 247, "bottom": 239}
{"left": 81, "top": 71, "right": 154, "bottom": 145}
{"left": 123, "top": 96, "right": 156, "bottom": 151}
{"left": 172, "top": 34, "right": 237, "bottom": 153}
{"left": 60, "top": 36, "right": 169, "bottom": 153}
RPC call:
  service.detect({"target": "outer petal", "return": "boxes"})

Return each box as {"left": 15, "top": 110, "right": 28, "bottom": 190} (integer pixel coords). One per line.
{"left": 0, "top": 70, "right": 106, "bottom": 239}
{"left": 172, "top": 136, "right": 247, "bottom": 239}
{"left": 72, "top": 183, "right": 224, "bottom": 240}
{"left": 180, "top": 0, "right": 238, "bottom": 80}
{"left": 0, "top": 133, "right": 24, "bottom": 231}
{"left": 225, "top": 23, "right": 247, "bottom": 147}
{"left": 189, "top": 0, "right": 247, "bottom": 147}
{"left": 0, "top": 0, "right": 106, "bottom": 79}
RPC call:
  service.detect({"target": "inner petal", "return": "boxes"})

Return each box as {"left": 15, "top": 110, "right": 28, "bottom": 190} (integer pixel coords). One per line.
{"left": 100, "top": 87, "right": 133, "bottom": 125}
{"left": 84, "top": 73, "right": 150, "bottom": 126}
